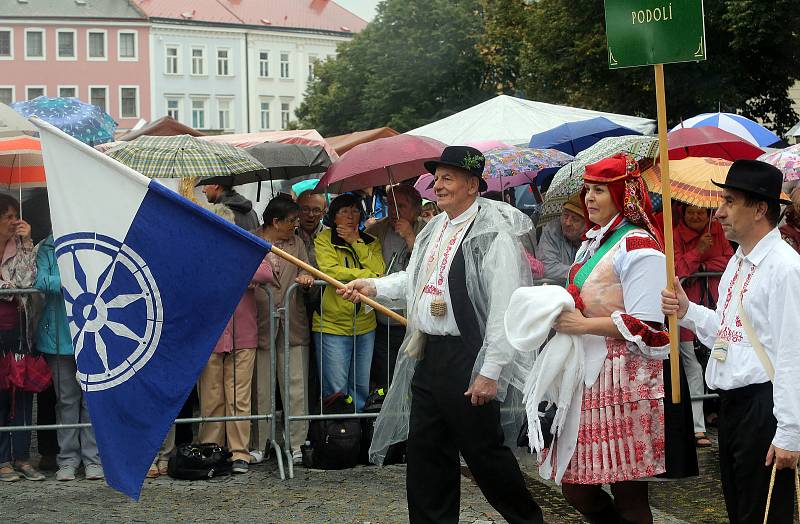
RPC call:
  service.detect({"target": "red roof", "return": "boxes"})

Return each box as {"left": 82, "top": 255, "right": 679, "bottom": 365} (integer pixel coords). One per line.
{"left": 133, "top": 0, "right": 367, "bottom": 33}
{"left": 133, "top": 0, "right": 241, "bottom": 24}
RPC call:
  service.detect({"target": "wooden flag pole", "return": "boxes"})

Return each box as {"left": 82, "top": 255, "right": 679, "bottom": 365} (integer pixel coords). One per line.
{"left": 654, "top": 63, "right": 681, "bottom": 404}
{"left": 269, "top": 245, "right": 408, "bottom": 327}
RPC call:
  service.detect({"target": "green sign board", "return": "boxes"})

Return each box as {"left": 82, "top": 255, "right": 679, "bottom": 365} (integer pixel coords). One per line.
{"left": 604, "top": 0, "right": 706, "bottom": 69}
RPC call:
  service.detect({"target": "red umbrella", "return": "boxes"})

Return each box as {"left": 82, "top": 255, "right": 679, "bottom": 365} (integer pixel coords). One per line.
{"left": 316, "top": 134, "right": 446, "bottom": 193}
{"left": 668, "top": 127, "right": 764, "bottom": 161}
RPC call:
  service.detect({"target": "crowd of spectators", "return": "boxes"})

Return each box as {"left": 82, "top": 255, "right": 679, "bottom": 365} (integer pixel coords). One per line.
{"left": 2, "top": 178, "right": 799, "bottom": 480}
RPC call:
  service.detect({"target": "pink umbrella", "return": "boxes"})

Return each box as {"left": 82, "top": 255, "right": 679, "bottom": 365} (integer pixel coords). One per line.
{"left": 317, "top": 134, "right": 446, "bottom": 193}
{"left": 414, "top": 173, "right": 437, "bottom": 201}
{"left": 464, "top": 140, "right": 510, "bottom": 153}
{"left": 668, "top": 127, "right": 764, "bottom": 161}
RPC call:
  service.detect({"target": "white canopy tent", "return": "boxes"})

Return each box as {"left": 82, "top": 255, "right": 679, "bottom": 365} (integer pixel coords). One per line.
{"left": 406, "top": 94, "right": 656, "bottom": 145}
{"left": 787, "top": 121, "right": 800, "bottom": 138}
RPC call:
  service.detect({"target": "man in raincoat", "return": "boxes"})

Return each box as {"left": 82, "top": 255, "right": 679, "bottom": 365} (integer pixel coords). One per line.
{"left": 339, "top": 146, "right": 543, "bottom": 524}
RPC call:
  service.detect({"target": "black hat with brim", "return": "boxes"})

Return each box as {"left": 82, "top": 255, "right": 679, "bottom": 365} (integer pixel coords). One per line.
{"left": 711, "top": 159, "right": 792, "bottom": 205}
{"left": 424, "top": 145, "right": 488, "bottom": 192}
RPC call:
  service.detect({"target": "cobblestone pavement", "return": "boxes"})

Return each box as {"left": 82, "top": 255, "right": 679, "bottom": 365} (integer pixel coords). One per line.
{"left": 1, "top": 429, "right": 797, "bottom": 523}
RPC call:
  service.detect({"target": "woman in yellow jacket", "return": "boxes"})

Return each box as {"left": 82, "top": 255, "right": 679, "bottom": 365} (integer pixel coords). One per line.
{"left": 313, "top": 193, "right": 385, "bottom": 410}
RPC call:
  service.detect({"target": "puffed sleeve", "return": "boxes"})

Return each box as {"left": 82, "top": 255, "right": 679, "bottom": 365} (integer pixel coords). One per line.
{"left": 611, "top": 233, "right": 669, "bottom": 359}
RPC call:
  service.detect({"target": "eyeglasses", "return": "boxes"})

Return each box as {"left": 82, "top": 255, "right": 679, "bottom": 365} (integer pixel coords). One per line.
{"left": 300, "top": 206, "right": 325, "bottom": 215}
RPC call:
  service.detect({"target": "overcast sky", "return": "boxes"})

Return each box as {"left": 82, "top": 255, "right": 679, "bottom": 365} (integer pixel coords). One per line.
{"left": 335, "top": 0, "right": 380, "bottom": 22}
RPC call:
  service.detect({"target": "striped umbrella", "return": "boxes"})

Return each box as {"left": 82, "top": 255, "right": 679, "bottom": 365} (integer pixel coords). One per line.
{"left": 539, "top": 136, "right": 659, "bottom": 224}
{"left": 757, "top": 143, "right": 800, "bottom": 181}
{"left": 642, "top": 157, "right": 731, "bottom": 208}
{"left": 105, "top": 135, "right": 268, "bottom": 184}
{"left": 673, "top": 112, "right": 780, "bottom": 148}
{"left": 0, "top": 135, "right": 45, "bottom": 189}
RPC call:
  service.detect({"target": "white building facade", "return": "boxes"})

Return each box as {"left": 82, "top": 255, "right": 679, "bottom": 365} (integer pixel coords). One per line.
{"left": 148, "top": 22, "right": 353, "bottom": 134}
{"left": 149, "top": 23, "right": 248, "bottom": 133}
{"left": 246, "top": 29, "right": 346, "bottom": 133}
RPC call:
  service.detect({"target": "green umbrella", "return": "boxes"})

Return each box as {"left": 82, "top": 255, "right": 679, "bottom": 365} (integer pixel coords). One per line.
{"left": 538, "top": 135, "right": 659, "bottom": 225}
{"left": 105, "top": 134, "right": 268, "bottom": 184}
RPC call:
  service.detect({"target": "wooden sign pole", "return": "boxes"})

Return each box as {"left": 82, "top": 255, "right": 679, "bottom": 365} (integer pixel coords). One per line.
{"left": 654, "top": 63, "right": 681, "bottom": 404}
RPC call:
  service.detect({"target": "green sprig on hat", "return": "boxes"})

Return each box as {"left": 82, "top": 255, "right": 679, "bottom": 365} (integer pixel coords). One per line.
{"left": 461, "top": 153, "right": 484, "bottom": 171}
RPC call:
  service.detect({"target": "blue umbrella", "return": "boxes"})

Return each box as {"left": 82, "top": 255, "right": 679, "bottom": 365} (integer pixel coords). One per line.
{"left": 11, "top": 96, "right": 117, "bottom": 147}
{"left": 672, "top": 112, "right": 781, "bottom": 148}
{"left": 528, "top": 117, "right": 642, "bottom": 156}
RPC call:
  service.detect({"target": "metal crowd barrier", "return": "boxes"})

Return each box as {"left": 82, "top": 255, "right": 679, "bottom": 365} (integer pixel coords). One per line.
{"left": 0, "top": 285, "right": 287, "bottom": 480}
{"left": 0, "top": 269, "right": 728, "bottom": 476}
{"left": 279, "top": 280, "right": 391, "bottom": 479}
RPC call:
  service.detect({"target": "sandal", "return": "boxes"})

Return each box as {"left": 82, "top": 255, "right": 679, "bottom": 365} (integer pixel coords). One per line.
{"left": 146, "top": 464, "right": 160, "bottom": 478}
{"left": 695, "top": 433, "right": 712, "bottom": 448}
{"left": 15, "top": 462, "right": 45, "bottom": 481}
{"left": 157, "top": 461, "right": 169, "bottom": 476}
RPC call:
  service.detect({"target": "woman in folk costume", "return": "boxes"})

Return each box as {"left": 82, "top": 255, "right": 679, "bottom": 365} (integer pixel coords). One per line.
{"left": 550, "top": 154, "right": 695, "bottom": 524}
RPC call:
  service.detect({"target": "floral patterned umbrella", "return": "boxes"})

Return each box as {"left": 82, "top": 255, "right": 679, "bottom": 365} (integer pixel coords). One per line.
{"left": 11, "top": 96, "right": 117, "bottom": 147}
{"left": 758, "top": 143, "right": 800, "bottom": 181}
{"left": 482, "top": 146, "right": 574, "bottom": 190}
{"left": 539, "top": 136, "right": 659, "bottom": 224}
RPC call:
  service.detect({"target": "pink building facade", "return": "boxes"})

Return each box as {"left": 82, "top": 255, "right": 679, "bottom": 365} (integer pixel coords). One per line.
{"left": 1, "top": 21, "right": 151, "bottom": 131}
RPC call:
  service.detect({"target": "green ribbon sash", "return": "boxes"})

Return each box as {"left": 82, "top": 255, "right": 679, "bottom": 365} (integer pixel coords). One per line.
{"left": 572, "top": 224, "right": 637, "bottom": 290}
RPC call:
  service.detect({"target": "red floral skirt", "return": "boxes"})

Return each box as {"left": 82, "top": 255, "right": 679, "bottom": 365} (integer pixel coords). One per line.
{"left": 559, "top": 338, "right": 666, "bottom": 484}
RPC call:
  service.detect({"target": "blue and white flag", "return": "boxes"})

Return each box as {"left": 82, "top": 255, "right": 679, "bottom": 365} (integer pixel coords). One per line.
{"left": 33, "top": 117, "right": 270, "bottom": 499}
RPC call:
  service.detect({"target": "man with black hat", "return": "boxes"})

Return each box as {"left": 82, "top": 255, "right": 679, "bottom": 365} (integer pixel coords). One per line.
{"left": 339, "top": 146, "right": 543, "bottom": 524}
{"left": 662, "top": 159, "right": 800, "bottom": 524}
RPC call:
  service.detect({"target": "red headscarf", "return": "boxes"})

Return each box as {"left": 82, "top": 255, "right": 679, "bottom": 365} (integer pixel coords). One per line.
{"left": 579, "top": 153, "right": 664, "bottom": 248}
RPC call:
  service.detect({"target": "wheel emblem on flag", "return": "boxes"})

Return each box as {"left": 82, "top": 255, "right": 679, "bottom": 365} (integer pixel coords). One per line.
{"left": 55, "top": 233, "right": 164, "bottom": 392}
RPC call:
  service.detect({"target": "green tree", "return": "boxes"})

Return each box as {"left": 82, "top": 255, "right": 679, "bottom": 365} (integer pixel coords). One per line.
{"left": 295, "top": 0, "right": 489, "bottom": 135}
{"left": 515, "top": 0, "right": 800, "bottom": 134}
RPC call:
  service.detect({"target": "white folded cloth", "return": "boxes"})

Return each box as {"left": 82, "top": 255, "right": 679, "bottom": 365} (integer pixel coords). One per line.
{"left": 504, "top": 285, "right": 605, "bottom": 484}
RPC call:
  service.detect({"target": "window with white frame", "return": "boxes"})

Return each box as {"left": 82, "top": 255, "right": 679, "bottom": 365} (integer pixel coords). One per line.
{"left": 57, "top": 30, "right": 76, "bottom": 59}
{"left": 217, "top": 99, "right": 232, "bottom": 130}
{"left": 58, "top": 86, "right": 77, "bottom": 98}
{"left": 258, "top": 51, "right": 269, "bottom": 77}
{"left": 191, "top": 99, "right": 207, "bottom": 129}
{"left": 118, "top": 31, "right": 137, "bottom": 60}
{"left": 25, "top": 29, "right": 44, "bottom": 59}
{"left": 120, "top": 87, "right": 138, "bottom": 118}
{"left": 307, "top": 55, "right": 317, "bottom": 81}
{"left": 216, "top": 48, "right": 230, "bottom": 76}
{"left": 89, "top": 86, "right": 107, "bottom": 112}
{"left": 281, "top": 102, "right": 290, "bottom": 129}
{"left": 0, "top": 88, "right": 13, "bottom": 105}
{"left": 0, "top": 30, "right": 12, "bottom": 59}
{"left": 280, "top": 52, "right": 290, "bottom": 78}
{"left": 166, "top": 98, "right": 181, "bottom": 120}
{"left": 260, "top": 101, "right": 270, "bottom": 130}
{"left": 191, "top": 47, "right": 205, "bottom": 75}
{"left": 26, "top": 86, "right": 45, "bottom": 100}
{"left": 88, "top": 31, "right": 106, "bottom": 59}
{"left": 165, "top": 45, "right": 179, "bottom": 74}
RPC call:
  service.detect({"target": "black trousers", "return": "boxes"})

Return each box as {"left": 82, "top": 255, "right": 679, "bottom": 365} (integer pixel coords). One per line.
{"left": 406, "top": 335, "right": 543, "bottom": 524}
{"left": 718, "top": 382, "right": 796, "bottom": 524}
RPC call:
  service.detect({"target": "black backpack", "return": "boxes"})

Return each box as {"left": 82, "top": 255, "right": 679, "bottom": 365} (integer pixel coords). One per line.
{"left": 167, "top": 443, "right": 232, "bottom": 480}
{"left": 360, "top": 388, "right": 407, "bottom": 466}
{"left": 302, "top": 393, "right": 361, "bottom": 470}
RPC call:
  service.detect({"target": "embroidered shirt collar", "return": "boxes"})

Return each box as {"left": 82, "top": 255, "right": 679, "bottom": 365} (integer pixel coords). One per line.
{"left": 584, "top": 214, "right": 622, "bottom": 253}
{"left": 448, "top": 199, "right": 479, "bottom": 226}
{"left": 735, "top": 227, "right": 782, "bottom": 267}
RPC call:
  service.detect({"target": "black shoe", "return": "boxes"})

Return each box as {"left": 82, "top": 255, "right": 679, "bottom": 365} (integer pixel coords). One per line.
{"left": 231, "top": 460, "right": 249, "bottom": 474}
